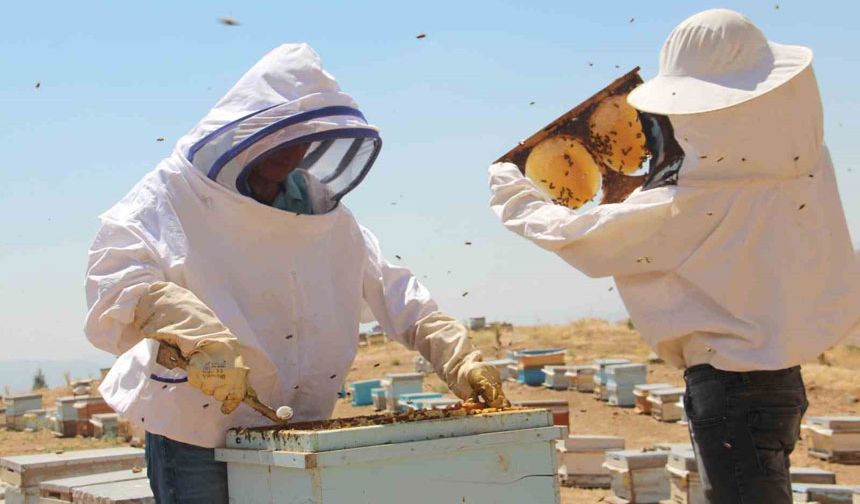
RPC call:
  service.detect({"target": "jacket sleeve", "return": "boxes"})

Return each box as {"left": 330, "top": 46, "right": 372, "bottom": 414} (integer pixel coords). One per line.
{"left": 489, "top": 162, "right": 706, "bottom": 278}
{"left": 360, "top": 226, "right": 480, "bottom": 399}
{"left": 84, "top": 218, "right": 165, "bottom": 356}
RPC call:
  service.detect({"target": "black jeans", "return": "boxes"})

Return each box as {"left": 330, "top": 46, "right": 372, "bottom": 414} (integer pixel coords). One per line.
{"left": 683, "top": 364, "right": 808, "bottom": 504}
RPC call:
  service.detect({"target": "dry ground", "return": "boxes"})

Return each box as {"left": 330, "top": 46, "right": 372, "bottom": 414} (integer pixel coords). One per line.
{"left": 335, "top": 320, "right": 860, "bottom": 503}
{"left": 2, "top": 321, "right": 859, "bottom": 503}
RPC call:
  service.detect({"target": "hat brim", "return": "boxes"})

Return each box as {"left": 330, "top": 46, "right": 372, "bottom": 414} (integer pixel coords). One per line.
{"left": 627, "top": 42, "right": 813, "bottom": 115}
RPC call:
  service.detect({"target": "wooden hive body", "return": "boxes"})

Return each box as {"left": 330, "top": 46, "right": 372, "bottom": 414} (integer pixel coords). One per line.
{"left": 790, "top": 466, "right": 837, "bottom": 485}
{"left": 632, "top": 384, "right": 672, "bottom": 414}
{"left": 666, "top": 450, "right": 705, "bottom": 504}
{"left": 557, "top": 435, "right": 625, "bottom": 489}
{"left": 565, "top": 366, "right": 597, "bottom": 392}
{"left": 647, "top": 387, "right": 686, "bottom": 423}
{"left": 791, "top": 482, "right": 855, "bottom": 503}
{"left": 219, "top": 409, "right": 564, "bottom": 504}
{"left": 603, "top": 450, "right": 670, "bottom": 503}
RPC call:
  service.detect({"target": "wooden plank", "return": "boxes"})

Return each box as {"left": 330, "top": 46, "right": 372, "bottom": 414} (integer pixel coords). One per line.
{"left": 226, "top": 408, "right": 553, "bottom": 452}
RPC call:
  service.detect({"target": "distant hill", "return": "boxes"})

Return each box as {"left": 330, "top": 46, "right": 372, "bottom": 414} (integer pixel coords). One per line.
{"left": 0, "top": 357, "right": 115, "bottom": 395}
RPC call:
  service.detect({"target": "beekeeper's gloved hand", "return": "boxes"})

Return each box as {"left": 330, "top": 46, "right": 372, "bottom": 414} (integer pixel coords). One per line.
{"left": 465, "top": 361, "right": 510, "bottom": 408}
{"left": 410, "top": 312, "right": 510, "bottom": 409}
{"left": 134, "top": 281, "right": 249, "bottom": 414}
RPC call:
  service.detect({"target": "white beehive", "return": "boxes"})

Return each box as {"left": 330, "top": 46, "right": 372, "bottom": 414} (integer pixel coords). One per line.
{"left": 543, "top": 366, "right": 577, "bottom": 390}
{"left": 648, "top": 387, "right": 686, "bottom": 423}
{"left": 4, "top": 393, "right": 42, "bottom": 431}
{"left": 565, "top": 366, "right": 597, "bottom": 393}
{"left": 0, "top": 448, "right": 144, "bottom": 504}
{"left": 603, "top": 450, "right": 670, "bottom": 503}
{"left": 556, "top": 435, "right": 625, "bottom": 488}
{"left": 39, "top": 469, "right": 148, "bottom": 503}
{"left": 218, "top": 409, "right": 564, "bottom": 504}
{"left": 666, "top": 449, "right": 705, "bottom": 504}
{"left": 605, "top": 363, "right": 647, "bottom": 408}
{"left": 382, "top": 373, "right": 423, "bottom": 412}
{"left": 592, "top": 359, "right": 631, "bottom": 401}
{"left": 804, "top": 416, "right": 860, "bottom": 464}
{"left": 792, "top": 482, "right": 855, "bottom": 503}
{"left": 632, "top": 384, "right": 672, "bottom": 414}
{"left": 790, "top": 466, "right": 837, "bottom": 485}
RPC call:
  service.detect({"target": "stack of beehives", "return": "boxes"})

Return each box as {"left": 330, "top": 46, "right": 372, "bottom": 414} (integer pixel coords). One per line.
{"left": 603, "top": 449, "right": 670, "bottom": 503}
{"left": 4, "top": 393, "right": 42, "bottom": 431}
{"left": 647, "top": 387, "right": 686, "bottom": 423}
{"left": 556, "top": 434, "right": 624, "bottom": 489}
{"left": 565, "top": 365, "right": 597, "bottom": 393}
{"left": 605, "top": 363, "right": 647, "bottom": 407}
{"left": 592, "top": 359, "right": 631, "bottom": 401}
{"left": 804, "top": 416, "right": 860, "bottom": 464}
{"left": 511, "top": 349, "right": 566, "bottom": 386}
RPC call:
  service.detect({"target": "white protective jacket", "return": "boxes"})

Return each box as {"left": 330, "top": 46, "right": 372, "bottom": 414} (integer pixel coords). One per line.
{"left": 86, "top": 44, "right": 478, "bottom": 448}
{"left": 490, "top": 66, "right": 860, "bottom": 371}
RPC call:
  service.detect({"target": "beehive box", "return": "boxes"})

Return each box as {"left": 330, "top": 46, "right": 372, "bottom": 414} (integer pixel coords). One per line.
{"left": 648, "top": 388, "right": 686, "bottom": 423}
{"left": 4, "top": 394, "right": 42, "bottom": 431}
{"left": 514, "top": 349, "right": 566, "bottom": 369}
{"left": 73, "top": 398, "right": 114, "bottom": 438}
{"left": 565, "top": 366, "right": 597, "bottom": 393}
{"left": 556, "top": 435, "right": 625, "bottom": 488}
{"left": 633, "top": 384, "right": 672, "bottom": 414}
{"left": 0, "top": 448, "right": 144, "bottom": 504}
{"left": 39, "top": 469, "right": 147, "bottom": 503}
{"left": 506, "top": 364, "right": 520, "bottom": 383}
{"left": 666, "top": 449, "right": 705, "bottom": 504}
{"left": 91, "top": 413, "right": 119, "bottom": 439}
{"left": 517, "top": 366, "right": 547, "bottom": 386}
{"left": 513, "top": 400, "right": 569, "bottom": 427}
{"left": 593, "top": 359, "right": 632, "bottom": 401}
{"left": 382, "top": 373, "right": 423, "bottom": 412}
{"left": 792, "top": 483, "right": 855, "bottom": 503}
{"left": 219, "top": 408, "right": 564, "bottom": 504}
{"left": 603, "top": 450, "right": 670, "bottom": 503}
{"left": 370, "top": 387, "right": 387, "bottom": 411}
{"left": 791, "top": 467, "right": 837, "bottom": 485}
{"left": 805, "top": 417, "right": 860, "bottom": 464}
{"left": 397, "top": 392, "right": 443, "bottom": 411}
{"left": 53, "top": 397, "right": 82, "bottom": 438}
{"left": 70, "top": 478, "right": 153, "bottom": 504}
{"left": 348, "top": 379, "right": 382, "bottom": 407}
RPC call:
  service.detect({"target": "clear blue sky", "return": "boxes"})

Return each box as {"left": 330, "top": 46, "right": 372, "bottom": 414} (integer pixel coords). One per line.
{"left": 1, "top": 1, "right": 858, "bottom": 361}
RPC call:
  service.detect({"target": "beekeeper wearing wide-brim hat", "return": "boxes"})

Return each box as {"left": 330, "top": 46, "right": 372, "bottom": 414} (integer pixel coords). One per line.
{"left": 489, "top": 9, "right": 858, "bottom": 503}
{"left": 87, "top": 43, "right": 507, "bottom": 503}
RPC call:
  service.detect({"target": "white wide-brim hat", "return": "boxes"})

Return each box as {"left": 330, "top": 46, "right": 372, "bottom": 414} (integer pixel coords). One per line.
{"left": 627, "top": 9, "right": 812, "bottom": 115}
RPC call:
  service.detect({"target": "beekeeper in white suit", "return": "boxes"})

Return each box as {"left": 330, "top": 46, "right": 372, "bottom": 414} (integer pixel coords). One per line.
{"left": 86, "top": 43, "right": 507, "bottom": 503}
{"left": 489, "top": 9, "right": 859, "bottom": 504}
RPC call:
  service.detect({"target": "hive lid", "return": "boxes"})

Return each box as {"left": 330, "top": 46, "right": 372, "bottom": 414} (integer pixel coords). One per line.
{"left": 791, "top": 482, "right": 855, "bottom": 497}
{"left": 558, "top": 435, "right": 625, "bottom": 452}
{"left": 385, "top": 372, "right": 424, "bottom": 381}
{"left": 607, "top": 363, "right": 646, "bottom": 374}
{"left": 806, "top": 416, "right": 860, "bottom": 431}
{"left": 653, "top": 442, "right": 693, "bottom": 453}
{"left": 790, "top": 466, "right": 836, "bottom": 477}
{"left": 226, "top": 408, "right": 553, "bottom": 453}
{"left": 593, "top": 358, "right": 631, "bottom": 368}
{"left": 667, "top": 450, "right": 698, "bottom": 472}
{"left": 649, "top": 387, "right": 686, "bottom": 399}
{"left": 604, "top": 449, "right": 669, "bottom": 470}
{"left": 39, "top": 469, "right": 146, "bottom": 495}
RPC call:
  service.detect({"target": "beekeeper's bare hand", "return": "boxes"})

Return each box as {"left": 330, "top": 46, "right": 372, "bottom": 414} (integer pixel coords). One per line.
{"left": 187, "top": 340, "right": 249, "bottom": 414}
{"left": 134, "top": 281, "right": 251, "bottom": 414}
{"left": 466, "top": 362, "right": 510, "bottom": 408}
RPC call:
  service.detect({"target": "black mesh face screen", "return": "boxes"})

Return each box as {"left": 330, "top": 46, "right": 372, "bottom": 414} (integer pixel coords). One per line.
{"left": 639, "top": 112, "right": 685, "bottom": 190}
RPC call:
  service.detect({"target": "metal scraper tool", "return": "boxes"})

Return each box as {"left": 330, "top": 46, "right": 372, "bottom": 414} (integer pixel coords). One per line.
{"left": 154, "top": 341, "right": 293, "bottom": 424}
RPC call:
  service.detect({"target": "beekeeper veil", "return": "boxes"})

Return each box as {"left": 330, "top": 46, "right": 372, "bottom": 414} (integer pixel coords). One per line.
{"left": 178, "top": 44, "right": 381, "bottom": 214}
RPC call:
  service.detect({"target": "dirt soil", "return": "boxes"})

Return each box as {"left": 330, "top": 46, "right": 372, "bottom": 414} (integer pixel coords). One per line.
{"left": 3, "top": 320, "right": 859, "bottom": 503}
{"left": 334, "top": 320, "right": 860, "bottom": 503}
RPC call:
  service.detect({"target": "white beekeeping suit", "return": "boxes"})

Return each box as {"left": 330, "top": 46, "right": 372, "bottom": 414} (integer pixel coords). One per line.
{"left": 489, "top": 12, "right": 859, "bottom": 372}
{"left": 86, "top": 44, "right": 494, "bottom": 448}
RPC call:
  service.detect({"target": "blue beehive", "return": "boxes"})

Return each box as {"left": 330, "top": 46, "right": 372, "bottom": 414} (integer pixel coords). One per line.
{"left": 397, "top": 392, "right": 443, "bottom": 411}
{"left": 349, "top": 379, "right": 382, "bottom": 407}
{"left": 518, "top": 367, "right": 546, "bottom": 386}
{"left": 606, "top": 364, "right": 647, "bottom": 407}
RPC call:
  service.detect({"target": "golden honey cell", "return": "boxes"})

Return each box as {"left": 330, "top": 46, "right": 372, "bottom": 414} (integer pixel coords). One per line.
{"left": 525, "top": 136, "right": 601, "bottom": 209}
{"left": 589, "top": 94, "right": 647, "bottom": 174}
